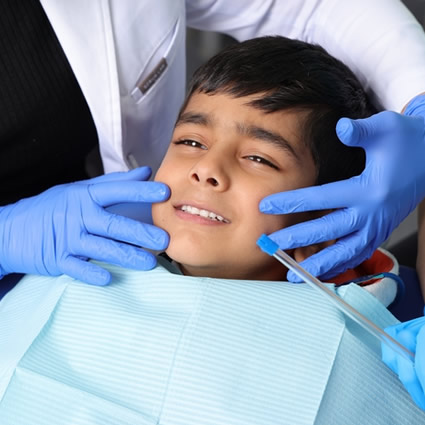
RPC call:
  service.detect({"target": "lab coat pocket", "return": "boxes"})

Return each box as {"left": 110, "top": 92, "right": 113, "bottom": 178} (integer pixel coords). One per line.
{"left": 122, "top": 15, "right": 186, "bottom": 172}
{"left": 131, "top": 17, "right": 181, "bottom": 104}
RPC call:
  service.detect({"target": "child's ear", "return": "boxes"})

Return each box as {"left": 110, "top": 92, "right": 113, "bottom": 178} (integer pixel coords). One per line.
{"left": 292, "top": 239, "right": 335, "bottom": 263}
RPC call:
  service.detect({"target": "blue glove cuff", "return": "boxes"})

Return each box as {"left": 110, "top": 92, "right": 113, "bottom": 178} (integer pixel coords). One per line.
{"left": 404, "top": 93, "right": 425, "bottom": 117}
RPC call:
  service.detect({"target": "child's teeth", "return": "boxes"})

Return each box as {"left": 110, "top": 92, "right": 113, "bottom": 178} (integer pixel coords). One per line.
{"left": 181, "top": 205, "right": 225, "bottom": 222}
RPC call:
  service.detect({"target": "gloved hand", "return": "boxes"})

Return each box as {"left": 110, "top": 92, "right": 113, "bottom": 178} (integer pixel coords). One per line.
{"left": 0, "top": 166, "right": 170, "bottom": 285}
{"left": 382, "top": 314, "right": 425, "bottom": 410}
{"left": 259, "top": 94, "right": 425, "bottom": 282}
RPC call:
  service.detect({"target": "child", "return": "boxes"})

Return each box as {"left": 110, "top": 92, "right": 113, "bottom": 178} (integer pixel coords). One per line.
{"left": 0, "top": 36, "right": 422, "bottom": 424}
{"left": 152, "top": 35, "right": 371, "bottom": 281}
{"left": 152, "top": 35, "right": 397, "bottom": 304}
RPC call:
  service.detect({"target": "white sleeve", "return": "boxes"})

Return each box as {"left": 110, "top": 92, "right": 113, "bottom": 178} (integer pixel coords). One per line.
{"left": 186, "top": 0, "right": 425, "bottom": 111}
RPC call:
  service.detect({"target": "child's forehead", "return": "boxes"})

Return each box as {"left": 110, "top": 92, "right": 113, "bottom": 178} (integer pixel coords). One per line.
{"left": 179, "top": 91, "right": 307, "bottom": 128}
{"left": 178, "top": 92, "right": 309, "bottom": 142}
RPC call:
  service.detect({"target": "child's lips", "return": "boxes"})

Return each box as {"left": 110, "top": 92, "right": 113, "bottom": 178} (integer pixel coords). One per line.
{"left": 173, "top": 203, "right": 231, "bottom": 224}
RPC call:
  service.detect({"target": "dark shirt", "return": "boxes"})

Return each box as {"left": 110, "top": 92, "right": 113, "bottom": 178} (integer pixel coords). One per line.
{"left": 0, "top": 0, "right": 99, "bottom": 205}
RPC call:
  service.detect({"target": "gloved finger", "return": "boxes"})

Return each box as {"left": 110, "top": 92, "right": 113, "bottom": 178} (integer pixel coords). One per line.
{"left": 404, "top": 94, "right": 425, "bottom": 117}
{"left": 382, "top": 320, "right": 425, "bottom": 410}
{"left": 76, "top": 234, "right": 158, "bottom": 271}
{"left": 313, "top": 235, "right": 377, "bottom": 280}
{"left": 285, "top": 233, "right": 373, "bottom": 282}
{"left": 59, "top": 255, "right": 112, "bottom": 286}
{"left": 80, "top": 166, "right": 152, "bottom": 184}
{"left": 398, "top": 356, "right": 425, "bottom": 410}
{"left": 393, "top": 329, "right": 420, "bottom": 353}
{"left": 85, "top": 209, "right": 169, "bottom": 250}
{"left": 336, "top": 112, "right": 401, "bottom": 148}
{"left": 336, "top": 115, "right": 377, "bottom": 148}
{"left": 382, "top": 321, "right": 422, "bottom": 374}
{"left": 337, "top": 111, "right": 412, "bottom": 149}
{"left": 89, "top": 181, "right": 170, "bottom": 207}
{"left": 267, "top": 209, "right": 360, "bottom": 249}
{"left": 386, "top": 317, "right": 425, "bottom": 345}
{"left": 415, "top": 326, "right": 425, "bottom": 397}
{"left": 259, "top": 179, "right": 360, "bottom": 214}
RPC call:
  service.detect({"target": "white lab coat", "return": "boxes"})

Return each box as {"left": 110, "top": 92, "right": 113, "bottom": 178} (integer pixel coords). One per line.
{"left": 39, "top": 0, "right": 425, "bottom": 175}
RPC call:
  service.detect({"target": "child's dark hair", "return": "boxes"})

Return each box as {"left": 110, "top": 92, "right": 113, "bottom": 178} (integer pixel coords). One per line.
{"left": 184, "top": 36, "right": 376, "bottom": 185}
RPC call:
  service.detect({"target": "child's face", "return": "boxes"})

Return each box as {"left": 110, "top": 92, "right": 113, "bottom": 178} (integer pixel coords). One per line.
{"left": 152, "top": 91, "right": 317, "bottom": 280}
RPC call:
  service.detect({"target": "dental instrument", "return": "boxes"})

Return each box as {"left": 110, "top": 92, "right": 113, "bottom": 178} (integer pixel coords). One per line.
{"left": 257, "top": 234, "right": 415, "bottom": 364}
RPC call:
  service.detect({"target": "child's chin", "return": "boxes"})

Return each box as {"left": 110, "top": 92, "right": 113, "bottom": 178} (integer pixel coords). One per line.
{"left": 166, "top": 236, "right": 212, "bottom": 262}
{"left": 165, "top": 246, "right": 204, "bottom": 268}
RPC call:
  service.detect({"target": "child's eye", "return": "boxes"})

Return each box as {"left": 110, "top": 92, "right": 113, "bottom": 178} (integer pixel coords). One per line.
{"left": 174, "top": 139, "right": 207, "bottom": 150}
{"left": 245, "top": 155, "right": 279, "bottom": 170}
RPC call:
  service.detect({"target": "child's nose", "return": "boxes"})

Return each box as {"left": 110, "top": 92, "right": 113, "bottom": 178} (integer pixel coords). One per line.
{"left": 189, "top": 155, "right": 230, "bottom": 190}
{"left": 191, "top": 174, "right": 219, "bottom": 186}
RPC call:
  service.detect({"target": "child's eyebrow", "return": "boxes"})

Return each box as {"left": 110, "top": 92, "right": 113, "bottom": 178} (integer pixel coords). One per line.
{"left": 176, "top": 112, "right": 210, "bottom": 127}
{"left": 238, "top": 124, "right": 301, "bottom": 162}
{"left": 176, "top": 111, "right": 301, "bottom": 162}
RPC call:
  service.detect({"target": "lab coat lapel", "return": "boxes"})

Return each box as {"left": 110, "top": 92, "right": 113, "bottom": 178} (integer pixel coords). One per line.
{"left": 39, "top": 0, "right": 122, "bottom": 157}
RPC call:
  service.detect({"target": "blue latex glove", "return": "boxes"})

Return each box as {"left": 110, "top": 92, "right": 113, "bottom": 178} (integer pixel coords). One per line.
{"left": 0, "top": 167, "right": 170, "bottom": 286}
{"left": 259, "top": 94, "right": 425, "bottom": 282}
{"left": 382, "top": 314, "right": 425, "bottom": 410}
